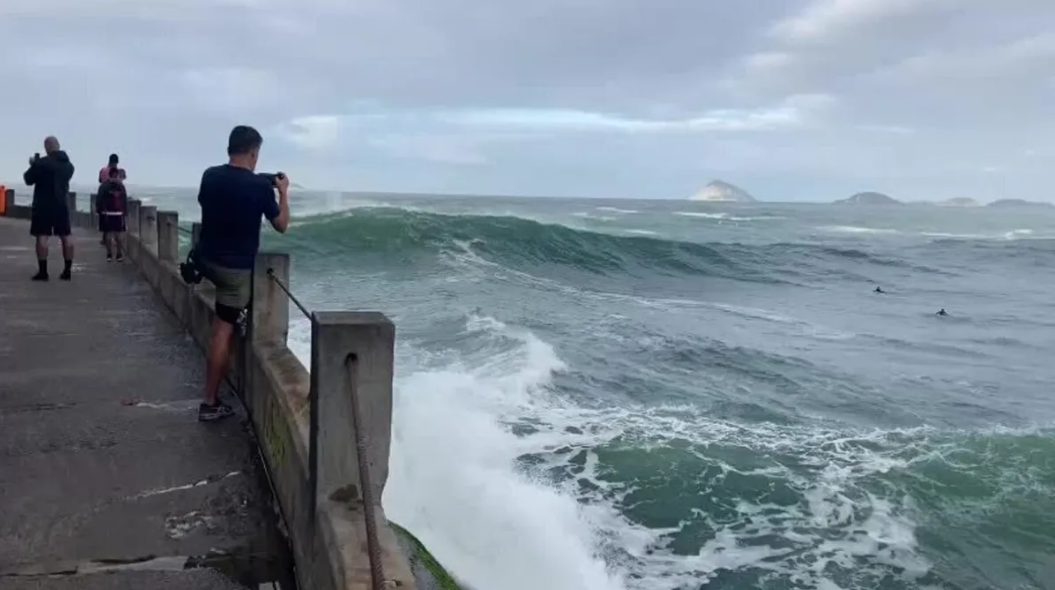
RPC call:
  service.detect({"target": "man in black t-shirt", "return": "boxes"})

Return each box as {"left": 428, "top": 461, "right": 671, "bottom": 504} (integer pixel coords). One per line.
{"left": 195, "top": 125, "right": 290, "bottom": 421}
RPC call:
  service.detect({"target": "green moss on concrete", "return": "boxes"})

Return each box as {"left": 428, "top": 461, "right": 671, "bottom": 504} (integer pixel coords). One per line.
{"left": 391, "top": 522, "right": 465, "bottom": 590}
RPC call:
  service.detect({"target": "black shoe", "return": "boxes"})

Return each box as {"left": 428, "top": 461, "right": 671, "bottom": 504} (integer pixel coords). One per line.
{"left": 59, "top": 270, "right": 71, "bottom": 281}
{"left": 116, "top": 253, "right": 124, "bottom": 262}
{"left": 31, "top": 272, "right": 48, "bottom": 282}
{"left": 106, "top": 255, "right": 114, "bottom": 262}
{"left": 198, "top": 402, "right": 235, "bottom": 422}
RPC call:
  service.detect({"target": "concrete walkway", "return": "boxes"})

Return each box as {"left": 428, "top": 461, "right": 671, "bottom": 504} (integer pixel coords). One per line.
{"left": 0, "top": 218, "right": 291, "bottom": 589}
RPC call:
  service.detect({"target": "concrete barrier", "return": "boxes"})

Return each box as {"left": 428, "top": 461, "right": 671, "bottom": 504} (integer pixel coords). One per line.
{"left": 139, "top": 205, "right": 158, "bottom": 254}
{"left": 127, "top": 198, "right": 141, "bottom": 237}
{"left": 157, "top": 211, "right": 179, "bottom": 263}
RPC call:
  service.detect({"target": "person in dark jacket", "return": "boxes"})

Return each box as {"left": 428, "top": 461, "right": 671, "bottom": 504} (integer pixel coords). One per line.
{"left": 95, "top": 166, "right": 128, "bottom": 262}
{"left": 24, "top": 136, "right": 76, "bottom": 281}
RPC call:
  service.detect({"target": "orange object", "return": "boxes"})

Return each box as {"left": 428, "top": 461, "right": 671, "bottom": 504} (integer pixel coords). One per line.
{"left": 0, "top": 185, "right": 7, "bottom": 215}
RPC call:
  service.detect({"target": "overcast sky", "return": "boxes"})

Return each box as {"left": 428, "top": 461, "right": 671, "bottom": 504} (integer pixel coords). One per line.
{"left": 1, "top": 0, "right": 1053, "bottom": 201}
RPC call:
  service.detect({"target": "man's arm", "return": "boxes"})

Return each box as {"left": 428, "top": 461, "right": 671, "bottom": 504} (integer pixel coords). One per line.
{"left": 196, "top": 169, "right": 211, "bottom": 207}
{"left": 23, "top": 161, "right": 38, "bottom": 186}
{"left": 264, "top": 181, "right": 290, "bottom": 234}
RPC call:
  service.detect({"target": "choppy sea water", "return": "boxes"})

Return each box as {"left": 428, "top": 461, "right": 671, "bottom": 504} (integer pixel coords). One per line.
{"left": 37, "top": 189, "right": 1055, "bottom": 590}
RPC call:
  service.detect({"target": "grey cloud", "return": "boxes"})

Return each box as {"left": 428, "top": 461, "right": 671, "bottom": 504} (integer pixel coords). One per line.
{"left": 1, "top": 0, "right": 1054, "bottom": 200}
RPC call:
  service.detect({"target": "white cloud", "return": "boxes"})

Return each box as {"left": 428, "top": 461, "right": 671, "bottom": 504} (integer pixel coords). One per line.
{"left": 368, "top": 135, "right": 489, "bottom": 165}
{"left": 770, "top": 0, "right": 934, "bottom": 44}
{"left": 276, "top": 116, "right": 343, "bottom": 151}
{"left": 433, "top": 95, "right": 832, "bottom": 133}
{"left": 878, "top": 32, "right": 1055, "bottom": 81}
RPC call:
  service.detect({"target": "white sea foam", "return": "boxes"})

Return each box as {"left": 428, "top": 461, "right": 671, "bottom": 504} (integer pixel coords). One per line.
{"left": 596, "top": 206, "right": 639, "bottom": 214}
{"left": 501, "top": 405, "right": 947, "bottom": 589}
{"left": 819, "top": 225, "right": 900, "bottom": 235}
{"left": 1004, "top": 228, "right": 1033, "bottom": 240}
{"left": 921, "top": 231, "right": 991, "bottom": 239}
{"left": 922, "top": 228, "right": 1044, "bottom": 241}
{"left": 574, "top": 212, "right": 618, "bottom": 222}
{"left": 675, "top": 211, "right": 728, "bottom": 219}
{"left": 674, "top": 211, "right": 781, "bottom": 222}
{"left": 288, "top": 315, "right": 628, "bottom": 590}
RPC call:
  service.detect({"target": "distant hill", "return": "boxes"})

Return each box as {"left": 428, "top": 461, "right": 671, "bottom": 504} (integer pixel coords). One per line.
{"left": 688, "top": 180, "right": 756, "bottom": 202}
{"left": 986, "top": 198, "right": 1054, "bottom": 208}
{"left": 937, "top": 197, "right": 980, "bottom": 207}
{"left": 834, "top": 191, "right": 902, "bottom": 205}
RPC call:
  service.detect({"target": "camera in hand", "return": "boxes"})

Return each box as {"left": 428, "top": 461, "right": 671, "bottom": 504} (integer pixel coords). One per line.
{"left": 179, "top": 249, "right": 205, "bottom": 285}
{"left": 257, "top": 172, "right": 286, "bottom": 186}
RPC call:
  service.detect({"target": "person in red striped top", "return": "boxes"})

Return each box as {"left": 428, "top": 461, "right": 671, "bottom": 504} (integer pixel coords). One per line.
{"left": 98, "top": 153, "right": 127, "bottom": 184}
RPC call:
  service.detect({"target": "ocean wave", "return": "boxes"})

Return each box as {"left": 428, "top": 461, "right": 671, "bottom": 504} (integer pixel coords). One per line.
{"left": 282, "top": 208, "right": 946, "bottom": 283}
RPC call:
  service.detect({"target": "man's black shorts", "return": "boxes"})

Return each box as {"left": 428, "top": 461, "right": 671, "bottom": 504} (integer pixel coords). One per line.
{"left": 99, "top": 214, "right": 126, "bottom": 234}
{"left": 30, "top": 207, "right": 71, "bottom": 237}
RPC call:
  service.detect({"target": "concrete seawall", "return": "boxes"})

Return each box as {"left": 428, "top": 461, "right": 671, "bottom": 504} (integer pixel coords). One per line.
{"left": 2, "top": 188, "right": 465, "bottom": 590}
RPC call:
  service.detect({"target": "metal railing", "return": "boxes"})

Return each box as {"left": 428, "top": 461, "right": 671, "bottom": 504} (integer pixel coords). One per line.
{"left": 162, "top": 219, "right": 193, "bottom": 235}
{"left": 263, "top": 269, "right": 390, "bottom": 590}
{"left": 265, "top": 268, "right": 311, "bottom": 319}
{"left": 345, "top": 354, "right": 387, "bottom": 589}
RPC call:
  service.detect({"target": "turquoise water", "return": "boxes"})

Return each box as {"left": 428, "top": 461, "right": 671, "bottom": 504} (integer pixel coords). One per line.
{"left": 61, "top": 188, "right": 1055, "bottom": 590}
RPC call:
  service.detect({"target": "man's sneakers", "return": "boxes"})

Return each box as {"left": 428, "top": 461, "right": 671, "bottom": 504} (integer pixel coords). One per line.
{"left": 198, "top": 401, "right": 235, "bottom": 422}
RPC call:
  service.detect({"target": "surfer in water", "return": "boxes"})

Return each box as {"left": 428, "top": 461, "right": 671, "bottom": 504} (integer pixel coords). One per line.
{"left": 936, "top": 308, "right": 948, "bottom": 317}
{"left": 874, "top": 286, "right": 885, "bottom": 294}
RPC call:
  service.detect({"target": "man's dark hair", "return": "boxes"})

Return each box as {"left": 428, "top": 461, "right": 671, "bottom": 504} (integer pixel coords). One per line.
{"left": 108, "top": 153, "right": 119, "bottom": 165}
{"left": 227, "top": 125, "right": 263, "bottom": 156}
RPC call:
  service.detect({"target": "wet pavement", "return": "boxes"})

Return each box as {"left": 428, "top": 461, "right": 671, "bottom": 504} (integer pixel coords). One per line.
{"left": 0, "top": 217, "right": 293, "bottom": 589}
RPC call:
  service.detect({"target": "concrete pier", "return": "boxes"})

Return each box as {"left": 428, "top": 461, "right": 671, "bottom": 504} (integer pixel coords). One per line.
{"left": 0, "top": 217, "right": 292, "bottom": 589}
{"left": 0, "top": 191, "right": 457, "bottom": 590}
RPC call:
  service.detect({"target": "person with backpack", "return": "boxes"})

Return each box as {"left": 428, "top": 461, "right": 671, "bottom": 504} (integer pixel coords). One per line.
{"left": 95, "top": 166, "right": 128, "bottom": 262}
